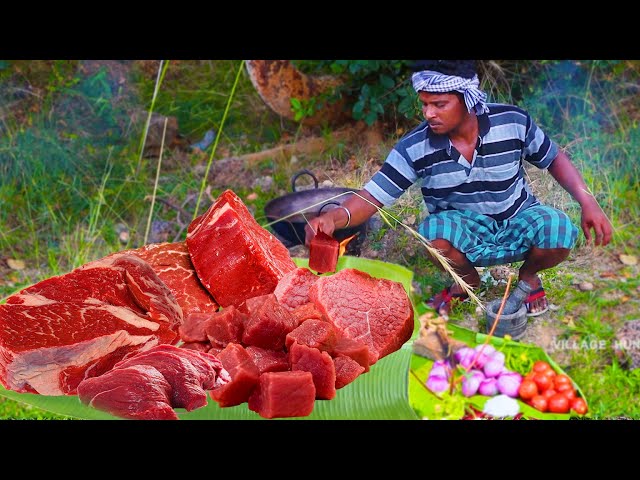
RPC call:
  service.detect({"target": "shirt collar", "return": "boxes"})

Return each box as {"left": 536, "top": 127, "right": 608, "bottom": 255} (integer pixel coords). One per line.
{"left": 426, "top": 111, "right": 492, "bottom": 155}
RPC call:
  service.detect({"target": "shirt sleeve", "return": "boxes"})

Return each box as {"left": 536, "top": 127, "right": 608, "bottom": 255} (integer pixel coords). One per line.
{"left": 363, "top": 147, "right": 418, "bottom": 207}
{"left": 522, "top": 112, "right": 559, "bottom": 170}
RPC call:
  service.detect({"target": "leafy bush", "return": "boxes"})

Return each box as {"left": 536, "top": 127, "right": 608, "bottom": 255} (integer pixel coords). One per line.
{"left": 293, "top": 60, "right": 417, "bottom": 125}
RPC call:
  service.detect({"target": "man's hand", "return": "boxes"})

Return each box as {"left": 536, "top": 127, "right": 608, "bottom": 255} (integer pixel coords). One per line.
{"left": 581, "top": 199, "right": 613, "bottom": 246}
{"left": 303, "top": 189, "right": 383, "bottom": 247}
{"left": 304, "top": 216, "right": 337, "bottom": 246}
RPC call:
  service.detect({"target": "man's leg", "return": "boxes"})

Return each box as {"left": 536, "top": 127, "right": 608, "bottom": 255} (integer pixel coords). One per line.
{"left": 518, "top": 246, "right": 571, "bottom": 314}
{"left": 419, "top": 210, "right": 497, "bottom": 316}
{"left": 426, "top": 239, "right": 480, "bottom": 315}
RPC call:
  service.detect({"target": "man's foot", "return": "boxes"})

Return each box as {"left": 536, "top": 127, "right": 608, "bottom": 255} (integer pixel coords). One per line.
{"left": 523, "top": 276, "right": 549, "bottom": 317}
{"left": 427, "top": 284, "right": 469, "bottom": 316}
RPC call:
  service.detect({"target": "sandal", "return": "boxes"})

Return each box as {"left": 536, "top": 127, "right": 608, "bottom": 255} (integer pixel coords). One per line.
{"left": 525, "top": 286, "right": 549, "bottom": 317}
{"left": 427, "top": 285, "right": 469, "bottom": 315}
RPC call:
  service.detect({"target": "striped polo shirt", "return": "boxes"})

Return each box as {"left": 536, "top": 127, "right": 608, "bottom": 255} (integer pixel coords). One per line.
{"left": 364, "top": 103, "right": 559, "bottom": 222}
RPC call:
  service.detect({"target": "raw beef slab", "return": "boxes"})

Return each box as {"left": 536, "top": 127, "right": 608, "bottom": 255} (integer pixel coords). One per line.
{"left": 186, "top": 190, "right": 296, "bottom": 307}
{"left": 0, "top": 253, "right": 182, "bottom": 395}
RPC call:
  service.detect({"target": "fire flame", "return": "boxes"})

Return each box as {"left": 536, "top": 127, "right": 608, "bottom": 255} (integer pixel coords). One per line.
{"left": 338, "top": 234, "right": 357, "bottom": 257}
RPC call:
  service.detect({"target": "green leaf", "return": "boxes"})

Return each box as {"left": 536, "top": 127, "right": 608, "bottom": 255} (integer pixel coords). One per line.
{"left": 0, "top": 256, "right": 420, "bottom": 420}
{"left": 364, "top": 111, "right": 378, "bottom": 126}
{"left": 379, "top": 74, "right": 395, "bottom": 89}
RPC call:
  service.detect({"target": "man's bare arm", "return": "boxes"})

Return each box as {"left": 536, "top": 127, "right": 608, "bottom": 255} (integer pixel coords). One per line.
{"left": 547, "top": 150, "right": 613, "bottom": 246}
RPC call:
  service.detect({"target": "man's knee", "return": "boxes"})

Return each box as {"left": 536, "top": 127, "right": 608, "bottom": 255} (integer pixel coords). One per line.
{"left": 430, "top": 238, "right": 454, "bottom": 255}
{"left": 431, "top": 238, "right": 452, "bottom": 249}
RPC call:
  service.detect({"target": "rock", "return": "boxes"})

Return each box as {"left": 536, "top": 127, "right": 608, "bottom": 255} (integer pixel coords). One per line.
{"left": 577, "top": 281, "right": 594, "bottom": 291}
{"left": 489, "top": 265, "right": 513, "bottom": 282}
{"left": 252, "top": 175, "right": 274, "bottom": 192}
{"left": 134, "top": 112, "right": 179, "bottom": 158}
{"left": 119, "top": 230, "right": 130, "bottom": 244}
{"left": 614, "top": 320, "right": 640, "bottom": 369}
{"left": 149, "top": 220, "right": 172, "bottom": 243}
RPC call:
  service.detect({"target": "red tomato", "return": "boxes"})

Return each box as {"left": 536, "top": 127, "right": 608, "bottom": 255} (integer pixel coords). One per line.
{"left": 542, "top": 389, "right": 557, "bottom": 399}
{"left": 542, "top": 368, "right": 557, "bottom": 380}
{"left": 518, "top": 380, "right": 538, "bottom": 400}
{"left": 532, "top": 361, "right": 553, "bottom": 374}
{"left": 548, "top": 394, "right": 570, "bottom": 413}
{"left": 554, "top": 374, "right": 572, "bottom": 390}
{"left": 524, "top": 372, "right": 537, "bottom": 382}
{"left": 529, "top": 395, "right": 548, "bottom": 412}
{"left": 556, "top": 383, "right": 574, "bottom": 394}
{"left": 571, "top": 397, "right": 588, "bottom": 415}
{"left": 561, "top": 388, "right": 576, "bottom": 401}
{"left": 533, "top": 372, "right": 553, "bottom": 392}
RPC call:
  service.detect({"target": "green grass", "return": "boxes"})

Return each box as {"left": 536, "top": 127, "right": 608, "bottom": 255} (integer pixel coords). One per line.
{"left": 0, "top": 397, "right": 72, "bottom": 420}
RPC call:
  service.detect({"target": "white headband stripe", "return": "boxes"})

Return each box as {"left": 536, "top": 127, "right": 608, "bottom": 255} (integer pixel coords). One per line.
{"left": 411, "top": 70, "right": 489, "bottom": 115}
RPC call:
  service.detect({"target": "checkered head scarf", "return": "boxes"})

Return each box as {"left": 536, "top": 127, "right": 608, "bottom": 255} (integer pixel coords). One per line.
{"left": 412, "top": 70, "right": 490, "bottom": 115}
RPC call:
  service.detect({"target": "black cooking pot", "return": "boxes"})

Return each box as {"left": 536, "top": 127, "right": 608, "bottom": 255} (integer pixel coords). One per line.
{"left": 263, "top": 170, "right": 369, "bottom": 247}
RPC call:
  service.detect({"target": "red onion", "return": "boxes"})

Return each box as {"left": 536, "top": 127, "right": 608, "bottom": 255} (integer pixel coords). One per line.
{"left": 472, "top": 344, "right": 497, "bottom": 369}
{"left": 454, "top": 347, "right": 478, "bottom": 369}
{"left": 426, "top": 375, "right": 449, "bottom": 394}
{"left": 478, "top": 377, "right": 499, "bottom": 396}
{"left": 461, "top": 370, "right": 485, "bottom": 397}
{"left": 483, "top": 355, "right": 505, "bottom": 378}
{"left": 429, "top": 360, "right": 450, "bottom": 379}
{"left": 496, "top": 371, "right": 522, "bottom": 398}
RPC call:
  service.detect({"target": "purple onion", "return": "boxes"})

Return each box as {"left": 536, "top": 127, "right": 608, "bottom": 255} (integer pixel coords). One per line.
{"left": 426, "top": 375, "right": 449, "bottom": 394}
{"left": 496, "top": 371, "right": 523, "bottom": 398}
{"left": 429, "top": 360, "right": 450, "bottom": 379}
{"left": 454, "top": 347, "right": 478, "bottom": 369}
{"left": 491, "top": 351, "right": 506, "bottom": 364}
{"left": 484, "top": 355, "right": 504, "bottom": 377}
{"left": 475, "top": 344, "right": 497, "bottom": 356}
{"left": 472, "top": 344, "right": 497, "bottom": 369}
{"left": 461, "top": 377, "right": 480, "bottom": 397}
{"left": 478, "top": 377, "right": 499, "bottom": 396}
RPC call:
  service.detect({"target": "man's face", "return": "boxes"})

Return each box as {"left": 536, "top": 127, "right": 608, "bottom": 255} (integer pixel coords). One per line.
{"left": 418, "top": 91, "right": 467, "bottom": 135}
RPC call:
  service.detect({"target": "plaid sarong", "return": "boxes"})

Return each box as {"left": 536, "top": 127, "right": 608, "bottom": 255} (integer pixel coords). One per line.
{"left": 418, "top": 205, "right": 579, "bottom": 267}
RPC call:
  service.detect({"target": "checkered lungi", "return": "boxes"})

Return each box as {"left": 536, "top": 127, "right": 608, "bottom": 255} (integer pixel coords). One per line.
{"left": 418, "top": 205, "right": 579, "bottom": 267}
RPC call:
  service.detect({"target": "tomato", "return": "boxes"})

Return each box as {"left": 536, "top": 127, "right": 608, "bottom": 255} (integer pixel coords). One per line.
{"left": 571, "top": 397, "right": 588, "bottom": 415}
{"left": 532, "top": 361, "right": 553, "bottom": 374}
{"left": 518, "top": 380, "right": 538, "bottom": 400}
{"left": 533, "top": 373, "right": 553, "bottom": 392}
{"left": 556, "top": 383, "right": 574, "bottom": 394}
{"left": 548, "top": 393, "right": 570, "bottom": 413}
{"left": 554, "top": 374, "right": 572, "bottom": 390}
{"left": 561, "top": 388, "right": 576, "bottom": 402}
{"left": 542, "top": 368, "right": 556, "bottom": 380}
{"left": 524, "top": 372, "right": 537, "bottom": 382}
{"left": 542, "top": 389, "right": 557, "bottom": 399}
{"left": 529, "top": 395, "right": 548, "bottom": 412}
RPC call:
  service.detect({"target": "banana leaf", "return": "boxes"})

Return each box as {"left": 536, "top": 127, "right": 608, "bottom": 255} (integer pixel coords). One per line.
{"left": 0, "top": 256, "right": 420, "bottom": 420}
{"left": 408, "top": 302, "right": 587, "bottom": 420}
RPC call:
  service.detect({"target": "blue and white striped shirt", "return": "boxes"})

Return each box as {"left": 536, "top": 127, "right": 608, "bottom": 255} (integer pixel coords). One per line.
{"left": 364, "top": 103, "right": 559, "bottom": 222}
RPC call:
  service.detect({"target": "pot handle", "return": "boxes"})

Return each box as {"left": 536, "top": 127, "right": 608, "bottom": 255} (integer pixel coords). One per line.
{"left": 291, "top": 169, "right": 319, "bottom": 192}
{"left": 318, "top": 201, "right": 341, "bottom": 215}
